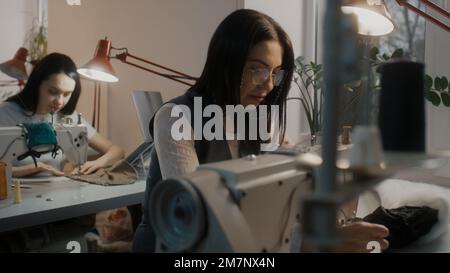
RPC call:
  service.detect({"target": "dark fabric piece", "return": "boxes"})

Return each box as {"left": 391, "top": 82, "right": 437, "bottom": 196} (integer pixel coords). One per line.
{"left": 133, "top": 89, "right": 261, "bottom": 252}
{"left": 363, "top": 206, "right": 438, "bottom": 248}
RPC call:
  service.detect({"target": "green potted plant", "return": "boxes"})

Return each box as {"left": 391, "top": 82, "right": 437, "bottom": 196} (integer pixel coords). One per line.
{"left": 25, "top": 24, "right": 48, "bottom": 66}
{"left": 291, "top": 48, "right": 448, "bottom": 147}
{"left": 289, "top": 56, "right": 324, "bottom": 145}
{"left": 289, "top": 56, "right": 360, "bottom": 145}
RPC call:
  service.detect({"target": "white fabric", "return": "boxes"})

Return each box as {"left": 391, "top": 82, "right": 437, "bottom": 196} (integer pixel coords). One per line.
{"left": 374, "top": 179, "right": 450, "bottom": 244}
{"left": 0, "top": 101, "right": 96, "bottom": 172}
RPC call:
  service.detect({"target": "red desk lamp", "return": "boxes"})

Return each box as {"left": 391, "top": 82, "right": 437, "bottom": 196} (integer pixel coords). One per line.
{"left": 0, "top": 47, "right": 28, "bottom": 85}
{"left": 78, "top": 38, "right": 196, "bottom": 85}
{"left": 78, "top": 38, "right": 197, "bottom": 130}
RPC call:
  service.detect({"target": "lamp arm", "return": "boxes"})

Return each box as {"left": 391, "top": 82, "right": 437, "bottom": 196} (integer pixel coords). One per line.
{"left": 396, "top": 0, "right": 450, "bottom": 32}
{"left": 114, "top": 52, "right": 196, "bottom": 86}
{"left": 419, "top": 0, "right": 450, "bottom": 18}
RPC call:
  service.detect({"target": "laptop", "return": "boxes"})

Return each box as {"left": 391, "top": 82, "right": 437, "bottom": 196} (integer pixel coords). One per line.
{"left": 131, "top": 90, "right": 163, "bottom": 142}
{"left": 127, "top": 91, "right": 163, "bottom": 177}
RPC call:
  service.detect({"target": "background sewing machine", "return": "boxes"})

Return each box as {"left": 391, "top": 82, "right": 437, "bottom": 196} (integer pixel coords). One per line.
{"left": 0, "top": 122, "right": 89, "bottom": 202}
{"left": 0, "top": 121, "right": 145, "bottom": 244}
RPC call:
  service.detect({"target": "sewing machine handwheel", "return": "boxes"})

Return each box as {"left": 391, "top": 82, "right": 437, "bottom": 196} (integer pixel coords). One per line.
{"left": 150, "top": 178, "right": 206, "bottom": 252}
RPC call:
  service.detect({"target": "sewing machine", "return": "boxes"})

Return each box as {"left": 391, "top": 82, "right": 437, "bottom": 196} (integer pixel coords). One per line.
{"left": 149, "top": 146, "right": 367, "bottom": 253}
{"left": 0, "top": 123, "right": 89, "bottom": 202}
{"left": 149, "top": 148, "right": 450, "bottom": 253}
{"left": 149, "top": 153, "right": 313, "bottom": 253}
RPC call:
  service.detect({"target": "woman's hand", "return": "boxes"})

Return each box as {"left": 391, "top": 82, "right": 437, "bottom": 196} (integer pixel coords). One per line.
{"left": 72, "top": 158, "right": 108, "bottom": 175}
{"left": 12, "top": 162, "right": 65, "bottom": 177}
{"left": 74, "top": 132, "right": 124, "bottom": 176}
{"left": 335, "top": 221, "right": 389, "bottom": 253}
{"left": 300, "top": 221, "right": 389, "bottom": 253}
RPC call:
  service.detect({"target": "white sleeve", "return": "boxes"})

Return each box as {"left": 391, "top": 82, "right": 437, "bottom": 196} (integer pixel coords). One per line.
{"left": 154, "top": 103, "right": 199, "bottom": 179}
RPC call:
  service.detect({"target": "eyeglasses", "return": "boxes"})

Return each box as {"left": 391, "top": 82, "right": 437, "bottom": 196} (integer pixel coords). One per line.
{"left": 249, "top": 68, "right": 285, "bottom": 87}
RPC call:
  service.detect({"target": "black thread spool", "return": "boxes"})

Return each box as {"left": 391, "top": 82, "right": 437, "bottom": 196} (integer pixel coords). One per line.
{"left": 378, "top": 61, "right": 425, "bottom": 152}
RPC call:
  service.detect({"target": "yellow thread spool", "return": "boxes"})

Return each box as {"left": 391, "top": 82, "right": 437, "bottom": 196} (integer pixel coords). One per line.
{"left": 14, "top": 180, "right": 22, "bottom": 204}
{"left": 0, "top": 161, "right": 7, "bottom": 200}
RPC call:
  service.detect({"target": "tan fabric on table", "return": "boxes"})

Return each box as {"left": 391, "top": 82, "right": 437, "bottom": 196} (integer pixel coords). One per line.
{"left": 69, "top": 159, "right": 138, "bottom": 186}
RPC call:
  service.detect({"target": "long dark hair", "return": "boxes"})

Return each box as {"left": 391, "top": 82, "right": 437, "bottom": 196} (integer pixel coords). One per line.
{"left": 192, "top": 9, "right": 294, "bottom": 144}
{"left": 7, "top": 53, "right": 81, "bottom": 115}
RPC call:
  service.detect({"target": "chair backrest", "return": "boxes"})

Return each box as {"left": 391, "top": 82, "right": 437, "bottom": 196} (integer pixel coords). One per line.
{"left": 131, "top": 91, "right": 163, "bottom": 142}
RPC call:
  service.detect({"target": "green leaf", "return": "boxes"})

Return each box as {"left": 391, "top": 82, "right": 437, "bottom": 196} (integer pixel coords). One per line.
{"left": 302, "top": 67, "right": 314, "bottom": 75}
{"left": 441, "top": 93, "right": 450, "bottom": 107}
{"left": 369, "top": 46, "right": 379, "bottom": 61}
{"left": 314, "top": 71, "right": 323, "bottom": 82}
{"left": 382, "top": 53, "right": 390, "bottom": 61}
{"left": 296, "top": 56, "right": 305, "bottom": 63}
{"left": 424, "top": 75, "right": 433, "bottom": 92}
{"left": 306, "top": 74, "right": 315, "bottom": 85}
{"left": 295, "top": 56, "right": 306, "bottom": 70}
{"left": 310, "top": 62, "right": 321, "bottom": 74}
{"left": 391, "top": 48, "right": 404, "bottom": 59}
{"left": 442, "top": 76, "right": 449, "bottom": 90}
{"left": 435, "top": 77, "right": 443, "bottom": 91}
{"left": 426, "top": 91, "right": 441, "bottom": 106}
{"left": 315, "top": 64, "right": 323, "bottom": 73}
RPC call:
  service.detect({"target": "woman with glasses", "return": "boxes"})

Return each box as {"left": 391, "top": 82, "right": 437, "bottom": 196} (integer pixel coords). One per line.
{"left": 152, "top": 9, "right": 292, "bottom": 180}
{"left": 133, "top": 9, "right": 389, "bottom": 253}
